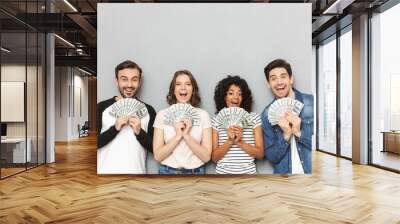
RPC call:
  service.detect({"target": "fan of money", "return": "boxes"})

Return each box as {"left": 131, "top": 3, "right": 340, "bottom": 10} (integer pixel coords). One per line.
{"left": 163, "top": 103, "right": 201, "bottom": 127}
{"left": 109, "top": 98, "right": 148, "bottom": 119}
{"left": 268, "top": 97, "right": 304, "bottom": 126}
{"left": 215, "top": 107, "right": 253, "bottom": 129}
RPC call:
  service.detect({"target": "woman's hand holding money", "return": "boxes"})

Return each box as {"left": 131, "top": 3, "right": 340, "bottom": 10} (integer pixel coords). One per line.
{"left": 174, "top": 121, "right": 185, "bottom": 140}
{"left": 227, "top": 126, "right": 236, "bottom": 143}
{"left": 231, "top": 125, "right": 243, "bottom": 144}
{"left": 227, "top": 125, "right": 243, "bottom": 144}
{"left": 182, "top": 119, "right": 193, "bottom": 141}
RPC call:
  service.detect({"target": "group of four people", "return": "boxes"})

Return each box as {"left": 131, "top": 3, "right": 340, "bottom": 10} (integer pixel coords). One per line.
{"left": 97, "top": 59, "right": 314, "bottom": 175}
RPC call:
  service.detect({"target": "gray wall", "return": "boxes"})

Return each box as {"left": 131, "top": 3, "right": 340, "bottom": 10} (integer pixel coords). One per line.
{"left": 98, "top": 3, "right": 312, "bottom": 174}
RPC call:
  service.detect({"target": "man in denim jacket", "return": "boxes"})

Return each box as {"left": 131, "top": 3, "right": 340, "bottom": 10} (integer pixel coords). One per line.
{"left": 261, "top": 59, "right": 314, "bottom": 174}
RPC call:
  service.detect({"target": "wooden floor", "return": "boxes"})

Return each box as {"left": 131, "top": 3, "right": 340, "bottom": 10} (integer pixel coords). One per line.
{"left": 1, "top": 136, "right": 400, "bottom": 223}
{"left": 1, "top": 167, "right": 26, "bottom": 178}
{"left": 372, "top": 150, "right": 400, "bottom": 171}
{"left": 1, "top": 163, "right": 44, "bottom": 178}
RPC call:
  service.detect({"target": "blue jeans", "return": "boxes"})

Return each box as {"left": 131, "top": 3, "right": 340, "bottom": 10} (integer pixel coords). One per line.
{"left": 158, "top": 164, "right": 205, "bottom": 175}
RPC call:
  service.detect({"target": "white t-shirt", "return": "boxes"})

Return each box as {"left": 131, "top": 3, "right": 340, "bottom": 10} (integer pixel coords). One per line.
{"left": 290, "top": 136, "right": 304, "bottom": 174}
{"left": 97, "top": 105, "right": 150, "bottom": 174}
{"left": 153, "top": 107, "right": 211, "bottom": 169}
{"left": 212, "top": 112, "right": 261, "bottom": 174}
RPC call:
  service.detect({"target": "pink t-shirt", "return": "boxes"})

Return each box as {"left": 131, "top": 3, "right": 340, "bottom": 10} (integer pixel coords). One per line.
{"left": 153, "top": 107, "right": 211, "bottom": 169}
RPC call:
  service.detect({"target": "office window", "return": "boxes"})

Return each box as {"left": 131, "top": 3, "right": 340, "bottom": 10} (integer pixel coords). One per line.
{"left": 27, "top": 31, "right": 39, "bottom": 170}
{"left": 0, "top": 1, "right": 46, "bottom": 179}
{"left": 340, "top": 28, "right": 352, "bottom": 158}
{"left": 38, "top": 32, "right": 46, "bottom": 165}
{"left": 318, "top": 36, "right": 337, "bottom": 155}
{"left": 1, "top": 31, "right": 28, "bottom": 178}
{"left": 371, "top": 3, "right": 400, "bottom": 171}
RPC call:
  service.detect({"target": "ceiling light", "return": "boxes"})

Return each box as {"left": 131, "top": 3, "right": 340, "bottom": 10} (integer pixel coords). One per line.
{"left": 1, "top": 47, "right": 11, "bottom": 53}
{"left": 78, "top": 67, "right": 92, "bottom": 76}
{"left": 63, "top": 0, "right": 78, "bottom": 12}
{"left": 54, "top": 34, "right": 75, "bottom": 48}
{"left": 322, "top": 0, "right": 354, "bottom": 15}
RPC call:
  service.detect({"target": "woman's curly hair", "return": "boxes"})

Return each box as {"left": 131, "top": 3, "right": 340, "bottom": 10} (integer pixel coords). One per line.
{"left": 214, "top": 75, "right": 253, "bottom": 113}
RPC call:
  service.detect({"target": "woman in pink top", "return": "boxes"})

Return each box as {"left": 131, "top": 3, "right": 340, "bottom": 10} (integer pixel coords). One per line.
{"left": 153, "top": 70, "right": 212, "bottom": 174}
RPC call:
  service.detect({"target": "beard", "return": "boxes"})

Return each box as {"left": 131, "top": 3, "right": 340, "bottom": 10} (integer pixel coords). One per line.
{"left": 119, "top": 87, "right": 136, "bottom": 98}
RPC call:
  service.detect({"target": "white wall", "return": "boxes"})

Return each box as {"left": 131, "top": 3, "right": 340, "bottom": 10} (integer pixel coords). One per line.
{"left": 55, "top": 67, "right": 68, "bottom": 141}
{"left": 72, "top": 72, "right": 89, "bottom": 138}
{"left": 98, "top": 3, "right": 312, "bottom": 174}
{"left": 55, "top": 67, "right": 89, "bottom": 141}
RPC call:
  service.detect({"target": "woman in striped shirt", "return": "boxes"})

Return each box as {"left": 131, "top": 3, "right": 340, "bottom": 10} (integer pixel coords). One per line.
{"left": 211, "top": 76, "right": 264, "bottom": 174}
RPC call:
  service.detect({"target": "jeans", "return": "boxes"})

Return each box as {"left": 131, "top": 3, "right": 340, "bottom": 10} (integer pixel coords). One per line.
{"left": 158, "top": 164, "right": 205, "bottom": 175}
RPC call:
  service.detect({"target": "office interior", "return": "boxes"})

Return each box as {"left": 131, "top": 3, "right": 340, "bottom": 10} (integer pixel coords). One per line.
{"left": 0, "top": 0, "right": 399, "bottom": 223}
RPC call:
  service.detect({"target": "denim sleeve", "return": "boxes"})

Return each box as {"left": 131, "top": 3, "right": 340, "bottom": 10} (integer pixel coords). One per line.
{"left": 296, "top": 95, "right": 314, "bottom": 151}
{"left": 295, "top": 119, "right": 313, "bottom": 151}
{"left": 261, "top": 114, "right": 290, "bottom": 164}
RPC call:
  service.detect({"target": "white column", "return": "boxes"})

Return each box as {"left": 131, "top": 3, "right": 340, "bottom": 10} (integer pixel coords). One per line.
{"left": 46, "top": 32, "right": 55, "bottom": 163}
{"left": 352, "top": 14, "right": 369, "bottom": 164}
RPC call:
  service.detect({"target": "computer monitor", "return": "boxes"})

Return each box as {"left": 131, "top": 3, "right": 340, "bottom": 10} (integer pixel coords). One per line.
{"left": 1, "top": 123, "right": 7, "bottom": 137}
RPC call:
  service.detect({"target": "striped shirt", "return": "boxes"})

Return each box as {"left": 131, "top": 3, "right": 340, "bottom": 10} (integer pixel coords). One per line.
{"left": 212, "top": 112, "right": 262, "bottom": 174}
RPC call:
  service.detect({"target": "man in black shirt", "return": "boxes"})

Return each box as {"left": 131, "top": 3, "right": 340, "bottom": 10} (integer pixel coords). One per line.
{"left": 97, "top": 60, "right": 156, "bottom": 174}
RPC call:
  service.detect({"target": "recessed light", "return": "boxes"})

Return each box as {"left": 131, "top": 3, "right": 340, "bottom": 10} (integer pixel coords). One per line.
{"left": 1, "top": 47, "right": 11, "bottom": 53}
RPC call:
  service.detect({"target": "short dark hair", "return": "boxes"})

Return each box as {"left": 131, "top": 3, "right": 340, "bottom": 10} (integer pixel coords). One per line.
{"left": 264, "top": 59, "right": 292, "bottom": 82}
{"left": 214, "top": 75, "right": 253, "bottom": 113}
{"left": 115, "top": 60, "right": 142, "bottom": 79}
{"left": 166, "top": 70, "right": 201, "bottom": 107}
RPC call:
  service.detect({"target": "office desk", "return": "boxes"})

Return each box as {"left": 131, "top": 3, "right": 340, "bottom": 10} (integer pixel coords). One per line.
{"left": 1, "top": 138, "right": 32, "bottom": 163}
{"left": 381, "top": 131, "right": 400, "bottom": 154}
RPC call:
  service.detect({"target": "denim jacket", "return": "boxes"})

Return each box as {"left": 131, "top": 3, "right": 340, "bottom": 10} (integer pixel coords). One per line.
{"left": 261, "top": 88, "right": 314, "bottom": 174}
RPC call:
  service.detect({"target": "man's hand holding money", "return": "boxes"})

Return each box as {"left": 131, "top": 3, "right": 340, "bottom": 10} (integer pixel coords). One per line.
{"left": 286, "top": 112, "right": 302, "bottom": 138}
{"left": 278, "top": 114, "right": 292, "bottom": 142}
{"left": 115, "top": 116, "right": 130, "bottom": 131}
{"left": 129, "top": 116, "right": 142, "bottom": 135}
